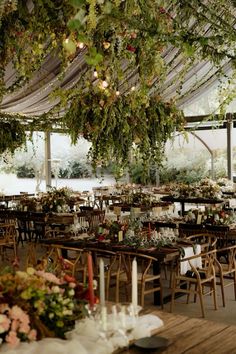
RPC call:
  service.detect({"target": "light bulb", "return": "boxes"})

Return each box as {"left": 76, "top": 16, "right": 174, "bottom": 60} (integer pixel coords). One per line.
{"left": 78, "top": 42, "right": 84, "bottom": 49}
{"left": 102, "top": 80, "right": 108, "bottom": 88}
{"left": 116, "top": 91, "right": 120, "bottom": 96}
{"left": 131, "top": 86, "right": 135, "bottom": 91}
{"left": 93, "top": 71, "right": 98, "bottom": 78}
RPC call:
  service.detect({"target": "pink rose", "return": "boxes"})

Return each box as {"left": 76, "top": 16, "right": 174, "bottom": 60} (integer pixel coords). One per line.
{"left": 0, "top": 314, "right": 10, "bottom": 333}
{"left": 10, "top": 305, "right": 24, "bottom": 320}
{"left": 6, "top": 331, "right": 20, "bottom": 348}
{"left": 28, "top": 329, "right": 37, "bottom": 341}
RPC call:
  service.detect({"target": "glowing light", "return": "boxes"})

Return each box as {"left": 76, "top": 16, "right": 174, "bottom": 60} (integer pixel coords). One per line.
{"left": 93, "top": 71, "right": 98, "bottom": 78}
{"left": 102, "top": 80, "right": 108, "bottom": 88}
{"left": 116, "top": 91, "right": 120, "bottom": 96}
{"left": 131, "top": 86, "right": 136, "bottom": 91}
{"left": 78, "top": 42, "right": 84, "bottom": 49}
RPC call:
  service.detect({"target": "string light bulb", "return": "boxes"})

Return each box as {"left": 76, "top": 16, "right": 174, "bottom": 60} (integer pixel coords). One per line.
{"left": 102, "top": 80, "right": 108, "bottom": 88}
{"left": 77, "top": 42, "right": 84, "bottom": 49}
{"left": 93, "top": 70, "right": 98, "bottom": 78}
{"left": 131, "top": 86, "right": 136, "bottom": 91}
{"left": 115, "top": 90, "right": 120, "bottom": 96}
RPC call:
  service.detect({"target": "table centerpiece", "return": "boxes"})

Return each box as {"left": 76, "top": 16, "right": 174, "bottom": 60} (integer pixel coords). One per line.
{"left": 0, "top": 266, "right": 89, "bottom": 349}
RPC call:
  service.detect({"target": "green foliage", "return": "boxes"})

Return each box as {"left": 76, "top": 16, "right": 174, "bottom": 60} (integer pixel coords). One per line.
{"left": 62, "top": 91, "right": 185, "bottom": 176}
{"left": 16, "top": 165, "right": 35, "bottom": 178}
{"left": 69, "top": 161, "right": 91, "bottom": 178}
{"left": 0, "top": 120, "right": 26, "bottom": 155}
{"left": 1, "top": 0, "right": 236, "bottom": 169}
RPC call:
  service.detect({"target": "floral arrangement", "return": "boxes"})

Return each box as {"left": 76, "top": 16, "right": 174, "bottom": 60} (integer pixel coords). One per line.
{"left": 18, "top": 196, "right": 38, "bottom": 212}
{"left": 184, "top": 207, "right": 236, "bottom": 226}
{"left": 202, "top": 208, "right": 236, "bottom": 226}
{"left": 96, "top": 219, "right": 127, "bottom": 242}
{"left": 121, "top": 232, "right": 172, "bottom": 249}
{"left": 0, "top": 267, "right": 87, "bottom": 348}
{"left": 173, "top": 178, "right": 222, "bottom": 199}
{"left": 38, "top": 187, "right": 74, "bottom": 213}
{"left": 217, "top": 178, "right": 234, "bottom": 192}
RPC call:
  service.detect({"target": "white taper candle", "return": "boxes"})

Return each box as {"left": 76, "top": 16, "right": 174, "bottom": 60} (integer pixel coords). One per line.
{"left": 99, "top": 258, "right": 105, "bottom": 307}
{"left": 132, "top": 257, "right": 138, "bottom": 310}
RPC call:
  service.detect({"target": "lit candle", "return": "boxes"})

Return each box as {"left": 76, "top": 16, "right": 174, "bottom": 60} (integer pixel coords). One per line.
{"left": 87, "top": 253, "right": 95, "bottom": 309}
{"left": 99, "top": 258, "right": 105, "bottom": 307}
{"left": 132, "top": 257, "right": 138, "bottom": 311}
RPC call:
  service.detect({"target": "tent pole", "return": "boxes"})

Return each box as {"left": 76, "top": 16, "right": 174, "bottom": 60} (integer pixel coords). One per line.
{"left": 189, "top": 132, "right": 215, "bottom": 180}
{"left": 226, "top": 114, "right": 233, "bottom": 181}
{"left": 45, "top": 131, "right": 52, "bottom": 190}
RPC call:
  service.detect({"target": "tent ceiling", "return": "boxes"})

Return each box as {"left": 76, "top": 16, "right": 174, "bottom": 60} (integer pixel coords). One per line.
{"left": 0, "top": 47, "right": 234, "bottom": 129}
{"left": 1, "top": 1, "right": 236, "bottom": 131}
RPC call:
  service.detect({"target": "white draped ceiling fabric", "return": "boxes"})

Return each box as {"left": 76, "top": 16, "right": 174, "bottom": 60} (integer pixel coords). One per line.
{"left": 0, "top": 45, "right": 234, "bottom": 122}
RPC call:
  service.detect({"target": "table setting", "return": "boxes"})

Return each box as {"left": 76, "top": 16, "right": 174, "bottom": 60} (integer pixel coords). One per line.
{"left": 0, "top": 245, "right": 166, "bottom": 354}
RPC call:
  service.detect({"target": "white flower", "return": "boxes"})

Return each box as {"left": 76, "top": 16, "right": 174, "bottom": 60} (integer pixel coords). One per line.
{"left": 62, "top": 309, "right": 73, "bottom": 316}
{"left": 68, "top": 289, "right": 75, "bottom": 296}
{"left": 26, "top": 267, "right": 35, "bottom": 275}
{"left": 63, "top": 298, "right": 70, "bottom": 305}
{"left": 52, "top": 286, "right": 60, "bottom": 293}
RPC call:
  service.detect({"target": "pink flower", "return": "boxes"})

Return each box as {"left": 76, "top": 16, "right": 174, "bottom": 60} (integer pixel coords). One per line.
{"left": 19, "top": 322, "right": 30, "bottom": 334}
{"left": 28, "top": 329, "right": 37, "bottom": 341}
{"left": 36, "top": 270, "right": 62, "bottom": 284}
{"left": 0, "top": 314, "right": 10, "bottom": 333}
{"left": 6, "top": 331, "right": 20, "bottom": 348}
{"left": 11, "top": 319, "right": 19, "bottom": 332}
{"left": 69, "top": 282, "right": 76, "bottom": 288}
{"left": 10, "top": 305, "right": 24, "bottom": 320}
{"left": 0, "top": 304, "right": 10, "bottom": 313}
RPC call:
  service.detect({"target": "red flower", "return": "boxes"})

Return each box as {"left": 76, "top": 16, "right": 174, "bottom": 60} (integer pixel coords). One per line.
{"left": 98, "top": 235, "right": 105, "bottom": 241}
{"left": 127, "top": 45, "right": 136, "bottom": 53}
{"left": 64, "top": 274, "right": 76, "bottom": 283}
{"left": 159, "top": 7, "right": 166, "bottom": 14}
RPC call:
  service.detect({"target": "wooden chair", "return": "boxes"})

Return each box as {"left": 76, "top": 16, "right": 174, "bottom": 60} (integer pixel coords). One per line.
{"left": 15, "top": 212, "right": 33, "bottom": 244}
{"left": 88, "top": 210, "right": 105, "bottom": 232}
{"left": 186, "top": 233, "right": 217, "bottom": 252}
{"left": 0, "top": 223, "right": 17, "bottom": 261}
{"left": 178, "top": 224, "right": 204, "bottom": 238}
{"left": 85, "top": 247, "right": 122, "bottom": 302}
{"left": 117, "top": 251, "right": 163, "bottom": 308}
{"left": 215, "top": 244, "right": 236, "bottom": 307}
{"left": 44, "top": 244, "right": 87, "bottom": 282}
{"left": 170, "top": 249, "right": 217, "bottom": 318}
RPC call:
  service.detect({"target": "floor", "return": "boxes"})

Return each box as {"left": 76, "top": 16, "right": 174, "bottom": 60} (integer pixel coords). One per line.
{"left": 2, "top": 243, "right": 236, "bottom": 327}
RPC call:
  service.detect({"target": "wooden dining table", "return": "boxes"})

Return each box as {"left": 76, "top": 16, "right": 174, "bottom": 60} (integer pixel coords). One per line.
{"left": 118, "top": 309, "right": 236, "bottom": 354}
{"left": 40, "top": 237, "right": 181, "bottom": 305}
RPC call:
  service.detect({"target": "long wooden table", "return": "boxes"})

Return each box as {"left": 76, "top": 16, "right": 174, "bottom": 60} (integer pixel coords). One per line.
{"left": 119, "top": 309, "right": 236, "bottom": 353}
{"left": 40, "top": 237, "right": 181, "bottom": 305}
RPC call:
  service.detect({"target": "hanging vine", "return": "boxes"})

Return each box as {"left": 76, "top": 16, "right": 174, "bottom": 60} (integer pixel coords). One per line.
{"left": 0, "top": 1, "right": 236, "bottom": 169}
{"left": 0, "top": 120, "right": 26, "bottom": 155}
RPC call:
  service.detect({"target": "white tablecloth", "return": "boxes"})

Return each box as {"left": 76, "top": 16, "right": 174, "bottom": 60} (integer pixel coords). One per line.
{"left": 1, "top": 314, "right": 163, "bottom": 354}
{"left": 180, "top": 245, "right": 202, "bottom": 275}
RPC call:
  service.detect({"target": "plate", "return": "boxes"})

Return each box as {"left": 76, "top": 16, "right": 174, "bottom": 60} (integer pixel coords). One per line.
{"left": 134, "top": 336, "right": 170, "bottom": 350}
